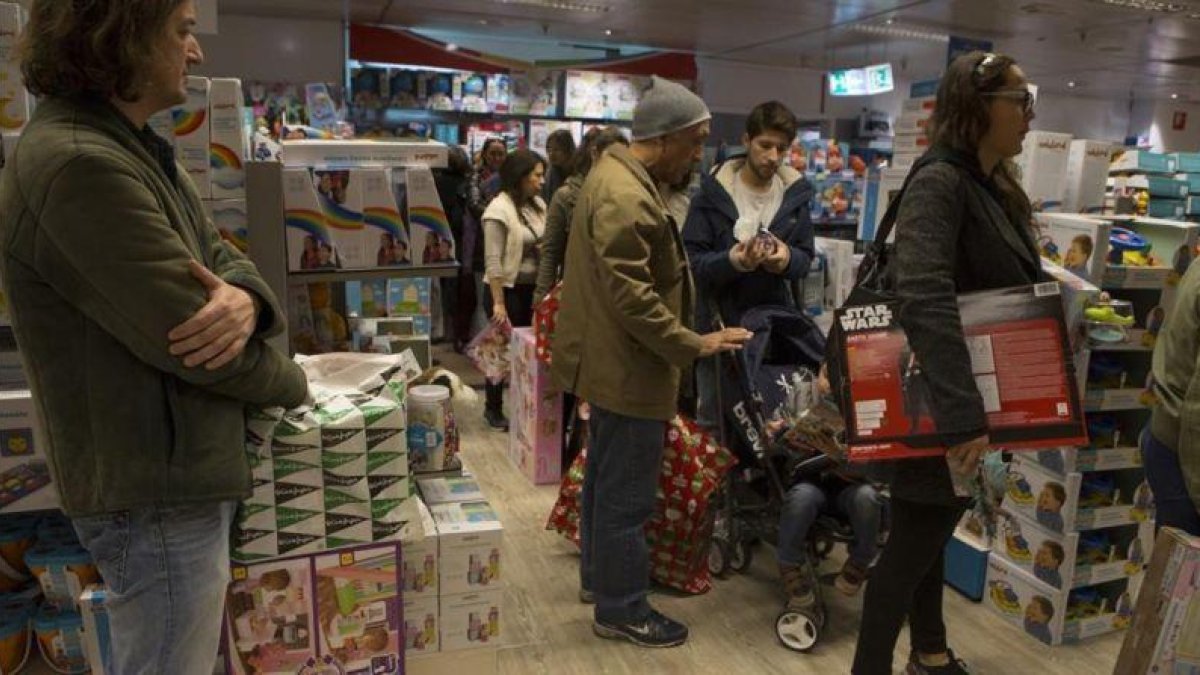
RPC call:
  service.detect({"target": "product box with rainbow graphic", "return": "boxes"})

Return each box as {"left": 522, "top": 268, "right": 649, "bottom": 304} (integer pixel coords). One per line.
{"left": 283, "top": 168, "right": 342, "bottom": 272}
{"left": 0, "top": 2, "right": 31, "bottom": 134}
{"left": 172, "top": 76, "right": 211, "bottom": 198}
{"left": 399, "top": 166, "right": 456, "bottom": 265}
{"left": 361, "top": 168, "right": 412, "bottom": 268}
{"left": 204, "top": 199, "right": 249, "bottom": 254}
{"left": 209, "top": 78, "right": 248, "bottom": 200}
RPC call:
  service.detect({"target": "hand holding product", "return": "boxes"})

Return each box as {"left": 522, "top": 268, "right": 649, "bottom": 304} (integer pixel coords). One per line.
{"left": 491, "top": 303, "right": 510, "bottom": 327}
{"left": 168, "top": 261, "right": 257, "bottom": 370}
{"left": 762, "top": 234, "right": 791, "bottom": 274}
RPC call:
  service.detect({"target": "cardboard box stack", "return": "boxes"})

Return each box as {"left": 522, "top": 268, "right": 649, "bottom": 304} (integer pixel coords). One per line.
{"left": 1172, "top": 152, "right": 1200, "bottom": 220}
{"left": 233, "top": 391, "right": 417, "bottom": 562}
{"left": 1110, "top": 150, "right": 1182, "bottom": 219}
{"left": 409, "top": 476, "right": 505, "bottom": 659}
{"left": 1064, "top": 141, "right": 1114, "bottom": 214}
{"left": 508, "top": 328, "right": 563, "bottom": 485}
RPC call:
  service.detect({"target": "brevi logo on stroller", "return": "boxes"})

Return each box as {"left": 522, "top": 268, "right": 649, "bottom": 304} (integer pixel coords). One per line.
{"left": 706, "top": 303, "right": 888, "bottom": 653}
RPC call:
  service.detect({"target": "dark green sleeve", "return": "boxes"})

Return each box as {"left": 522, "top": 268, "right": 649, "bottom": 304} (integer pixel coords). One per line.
{"left": 35, "top": 154, "right": 307, "bottom": 408}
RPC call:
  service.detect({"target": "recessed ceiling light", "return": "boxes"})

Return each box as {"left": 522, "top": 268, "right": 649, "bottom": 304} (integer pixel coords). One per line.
{"left": 885, "top": 17, "right": 895, "bottom": 25}
{"left": 1172, "top": 92, "right": 1180, "bottom": 99}
{"left": 1068, "top": 81, "right": 1077, "bottom": 87}
{"left": 604, "top": 28, "right": 612, "bottom": 36}
{"left": 446, "top": 43, "right": 459, "bottom": 51}
{"left": 493, "top": 0, "right": 610, "bottom": 12}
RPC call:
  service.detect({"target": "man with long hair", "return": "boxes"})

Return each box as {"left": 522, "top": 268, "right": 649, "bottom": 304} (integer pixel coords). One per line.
{"left": 0, "top": 2, "right": 306, "bottom": 672}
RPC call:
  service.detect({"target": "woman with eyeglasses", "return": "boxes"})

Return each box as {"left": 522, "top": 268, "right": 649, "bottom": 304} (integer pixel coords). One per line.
{"left": 852, "top": 52, "right": 1042, "bottom": 675}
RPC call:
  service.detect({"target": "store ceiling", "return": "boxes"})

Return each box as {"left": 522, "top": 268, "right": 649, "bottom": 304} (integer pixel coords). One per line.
{"left": 219, "top": 0, "right": 1200, "bottom": 100}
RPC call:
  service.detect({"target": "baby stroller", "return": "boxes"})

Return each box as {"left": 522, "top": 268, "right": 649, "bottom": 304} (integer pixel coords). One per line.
{"left": 706, "top": 304, "right": 877, "bottom": 652}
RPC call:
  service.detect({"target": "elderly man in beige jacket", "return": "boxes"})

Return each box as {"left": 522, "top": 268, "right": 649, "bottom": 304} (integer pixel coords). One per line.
{"left": 551, "top": 77, "right": 751, "bottom": 648}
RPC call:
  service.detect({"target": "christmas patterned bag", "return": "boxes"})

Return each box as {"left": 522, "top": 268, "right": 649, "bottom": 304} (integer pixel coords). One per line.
{"left": 533, "top": 282, "right": 561, "bottom": 366}
{"left": 545, "top": 415, "right": 736, "bottom": 594}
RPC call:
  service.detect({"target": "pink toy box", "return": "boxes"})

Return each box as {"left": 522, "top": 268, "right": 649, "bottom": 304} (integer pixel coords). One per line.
{"left": 508, "top": 328, "right": 562, "bottom": 485}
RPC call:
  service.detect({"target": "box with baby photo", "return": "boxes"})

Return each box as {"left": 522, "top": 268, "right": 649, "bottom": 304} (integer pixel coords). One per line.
{"left": 1002, "top": 455, "right": 1155, "bottom": 534}
{"left": 992, "top": 509, "right": 1152, "bottom": 591}
{"left": 985, "top": 555, "right": 1139, "bottom": 646}
{"left": 832, "top": 284, "right": 1087, "bottom": 463}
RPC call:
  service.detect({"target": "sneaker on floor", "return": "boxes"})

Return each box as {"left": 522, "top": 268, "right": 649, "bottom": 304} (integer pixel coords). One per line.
{"left": 778, "top": 563, "right": 818, "bottom": 612}
{"left": 835, "top": 559, "right": 870, "bottom": 596}
{"left": 484, "top": 408, "right": 509, "bottom": 431}
{"left": 905, "top": 649, "right": 971, "bottom": 675}
{"left": 593, "top": 609, "right": 688, "bottom": 648}
{"left": 579, "top": 589, "right": 594, "bottom": 604}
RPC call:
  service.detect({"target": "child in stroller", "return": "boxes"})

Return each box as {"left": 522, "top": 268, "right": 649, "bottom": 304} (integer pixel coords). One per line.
{"left": 708, "top": 305, "right": 885, "bottom": 652}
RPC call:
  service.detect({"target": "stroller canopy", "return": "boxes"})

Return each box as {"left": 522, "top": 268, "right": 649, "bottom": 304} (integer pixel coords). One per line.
{"left": 740, "top": 305, "right": 826, "bottom": 379}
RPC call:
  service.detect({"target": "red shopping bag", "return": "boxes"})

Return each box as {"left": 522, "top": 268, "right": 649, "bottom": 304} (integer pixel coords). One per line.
{"left": 545, "top": 415, "right": 736, "bottom": 594}
{"left": 533, "top": 282, "right": 561, "bottom": 366}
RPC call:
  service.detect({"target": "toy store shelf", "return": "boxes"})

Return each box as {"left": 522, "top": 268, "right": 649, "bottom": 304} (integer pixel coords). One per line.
{"left": 1090, "top": 331, "right": 1153, "bottom": 353}
{"left": 1075, "top": 505, "right": 1153, "bottom": 531}
{"left": 1083, "top": 389, "right": 1152, "bottom": 413}
{"left": 408, "top": 647, "right": 498, "bottom": 675}
{"left": 1076, "top": 447, "right": 1143, "bottom": 473}
{"left": 288, "top": 263, "right": 460, "bottom": 283}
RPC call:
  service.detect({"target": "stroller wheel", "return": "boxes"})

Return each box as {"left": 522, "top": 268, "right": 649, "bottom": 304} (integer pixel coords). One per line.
{"left": 776, "top": 609, "right": 820, "bottom": 652}
{"left": 708, "top": 537, "right": 732, "bottom": 578}
{"left": 730, "top": 539, "right": 754, "bottom": 573}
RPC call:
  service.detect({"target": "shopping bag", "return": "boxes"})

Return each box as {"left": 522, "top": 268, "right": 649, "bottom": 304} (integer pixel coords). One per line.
{"left": 533, "top": 282, "right": 562, "bottom": 365}
{"left": 545, "top": 415, "right": 737, "bottom": 594}
{"left": 466, "top": 322, "right": 513, "bottom": 384}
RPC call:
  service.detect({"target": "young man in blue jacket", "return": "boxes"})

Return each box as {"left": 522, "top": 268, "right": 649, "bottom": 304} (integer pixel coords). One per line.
{"left": 683, "top": 100, "right": 816, "bottom": 429}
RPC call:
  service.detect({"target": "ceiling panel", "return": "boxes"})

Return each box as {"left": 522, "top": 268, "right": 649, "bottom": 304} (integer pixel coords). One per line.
{"left": 218, "top": 0, "right": 1200, "bottom": 101}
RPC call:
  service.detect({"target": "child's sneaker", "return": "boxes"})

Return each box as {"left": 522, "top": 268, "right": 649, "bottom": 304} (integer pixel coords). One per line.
{"left": 779, "top": 563, "right": 817, "bottom": 611}
{"left": 835, "top": 559, "right": 870, "bottom": 596}
{"left": 904, "top": 649, "right": 971, "bottom": 674}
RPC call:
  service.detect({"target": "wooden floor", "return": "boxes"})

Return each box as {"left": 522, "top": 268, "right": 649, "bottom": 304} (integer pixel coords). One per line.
{"left": 442, "top": 351, "right": 1125, "bottom": 675}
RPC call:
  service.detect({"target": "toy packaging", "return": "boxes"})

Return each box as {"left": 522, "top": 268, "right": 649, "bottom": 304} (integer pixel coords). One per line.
{"left": 403, "top": 595, "right": 439, "bottom": 657}
{"left": 1147, "top": 198, "right": 1186, "bottom": 219}
{"left": 1180, "top": 173, "right": 1200, "bottom": 195}
{"left": 313, "top": 545, "right": 403, "bottom": 674}
{"left": 387, "top": 278, "right": 432, "bottom": 317}
{"left": 173, "top": 76, "right": 211, "bottom": 198}
{"left": 993, "top": 510, "right": 1151, "bottom": 591}
{"left": 428, "top": 501, "right": 504, "bottom": 596}
{"left": 1172, "top": 152, "right": 1200, "bottom": 173}
{"left": 509, "top": 70, "right": 559, "bottom": 116}
{"left": 985, "top": 555, "right": 1136, "bottom": 646}
{"left": 439, "top": 588, "right": 502, "bottom": 652}
{"left": 1110, "top": 150, "right": 1175, "bottom": 175}
{"left": 1115, "top": 527, "right": 1200, "bottom": 675}
{"left": 1034, "top": 213, "right": 1111, "bottom": 285}
{"left": 34, "top": 603, "right": 89, "bottom": 673}
{"left": 509, "top": 328, "right": 563, "bottom": 485}
{"left": 0, "top": 391, "right": 56, "bottom": 514}
{"left": 360, "top": 168, "right": 412, "bottom": 268}
{"left": 418, "top": 477, "right": 485, "bottom": 506}
{"left": 401, "top": 499, "right": 439, "bottom": 600}
{"left": 283, "top": 168, "right": 342, "bottom": 272}
{"left": 809, "top": 173, "right": 863, "bottom": 223}
{"left": 0, "top": 3, "right": 31, "bottom": 134}
{"left": 858, "top": 168, "right": 906, "bottom": 242}
{"left": 1003, "top": 456, "right": 1154, "bottom": 534}
{"left": 401, "top": 166, "right": 456, "bottom": 265}
{"left": 892, "top": 132, "right": 930, "bottom": 155}
{"left": 79, "top": 585, "right": 112, "bottom": 675}
{"left": 345, "top": 280, "right": 390, "bottom": 319}
{"left": 224, "top": 542, "right": 405, "bottom": 675}
{"left": 833, "top": 284, "right": 1087, "bottom": 462}
{"left": 1064, "top": 141, "right": 1113, "bottom": 214}
{"left": 209, "top": 78, "right": 248, "bottom": 200}
{"left": 205, "top": 198, "right": 249, "bottom": 254}
{"left": 1016, "top": 131, "right": 1072, "bottom": 210}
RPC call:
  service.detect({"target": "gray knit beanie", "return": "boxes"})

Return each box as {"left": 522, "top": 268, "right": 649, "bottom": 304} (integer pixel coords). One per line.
{"left": 631, "top": 76, "right": 711, "bottom": 142}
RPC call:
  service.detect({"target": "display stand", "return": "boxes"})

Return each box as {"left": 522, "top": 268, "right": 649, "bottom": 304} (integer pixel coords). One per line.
{"left": 977, "top": 213, "right": 1198, "bottom": 646}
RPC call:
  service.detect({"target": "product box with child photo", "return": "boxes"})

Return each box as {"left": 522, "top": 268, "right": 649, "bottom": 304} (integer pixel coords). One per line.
{"left": 1115, "top": 527, "right": 1200, "bottom": 675}
{"left": 832, "top": 283, "right": 1087, "bottom": 463}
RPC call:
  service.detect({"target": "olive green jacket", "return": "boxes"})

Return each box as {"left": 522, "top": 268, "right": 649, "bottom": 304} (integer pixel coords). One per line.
{"left": 1151, "top": 261, "right": 1200, "bottom": 514}
{"left": 550, "top": 145, "right": 704, "bottom": 421}
{"left": 0, "top": 98, "right": 306, "bottom": 516}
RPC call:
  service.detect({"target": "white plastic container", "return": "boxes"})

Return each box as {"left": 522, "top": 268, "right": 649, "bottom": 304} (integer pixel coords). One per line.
{"left": 408, "top": 385, "right": 450, "bottom": 472}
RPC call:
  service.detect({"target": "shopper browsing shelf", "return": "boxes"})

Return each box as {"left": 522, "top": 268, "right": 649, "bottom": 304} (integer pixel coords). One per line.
{"left": 0, "top": 2, "right": 307, "bottom": 674}
{"left": 1144, "top": 262, "right": 1200, "bottom": 535}
{"left": 433, "top": 145, "right": 476, "bottom": 351}
{"left": 533, "top": 126, "right": 629, "bottom": 305}
{"left": 542, "top": 128, "right": 577, "bottom": 204}
{"left": 551, "top": 76, "right": 752, "bottom": 649}
{"left": 683, "top": 100, "right": 816, "bottom": 430}
{"left": 852, "top": 51, "right": 1043, "bottom": 675}
{"left": 482, "top": 149, "right": 547, "bottom": 430}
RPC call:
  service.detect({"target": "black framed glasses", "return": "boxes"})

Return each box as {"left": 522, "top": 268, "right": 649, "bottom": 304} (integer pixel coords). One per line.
{"left": 981, "top": 89, "right": 1036, "bottom": 115}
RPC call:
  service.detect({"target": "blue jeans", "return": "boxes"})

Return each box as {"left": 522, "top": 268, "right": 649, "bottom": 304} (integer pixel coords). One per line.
{"left": 1141, "top": 429, "right": 1200, "bottom": 536}
{"left": 72, "top": 501, "right": 237, "bottom": 675}
{"left": 778, "top": 481, "right": 882, "bottom": 567}
{"left": 580, "top": 406, "right": 665, "bottom": 624}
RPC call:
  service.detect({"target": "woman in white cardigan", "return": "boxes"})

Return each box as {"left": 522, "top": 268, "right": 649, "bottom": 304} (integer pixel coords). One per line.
{"left": 481, "top": 149, "right": 547, "bottom": 430}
